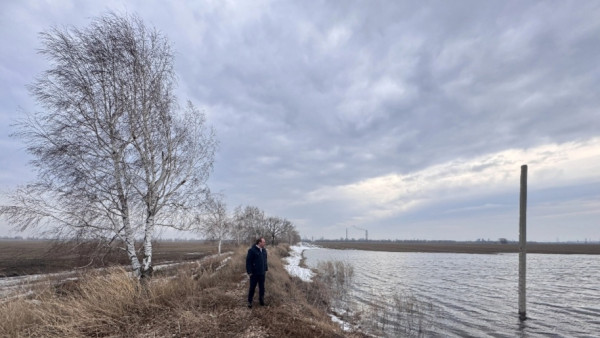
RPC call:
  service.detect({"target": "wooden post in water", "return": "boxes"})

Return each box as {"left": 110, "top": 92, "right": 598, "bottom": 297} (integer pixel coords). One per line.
{"left": 519, "top": 165, "right": 527, "bottom": 321}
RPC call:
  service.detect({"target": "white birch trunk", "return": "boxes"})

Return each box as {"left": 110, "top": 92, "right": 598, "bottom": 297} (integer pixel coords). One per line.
{"left": 141, "top": 213, "right": 155, "bottom": 278}
{"left": 125, "top": 232, "right": 141, "bottom": 277}
{"left": 218, "top": 238, "right": 222, "bottom": 256}
{"left": 110, "top": 138, "right": 142, "bottom": 277}
{"left": 122, "top": 213, "right": 141, "bottom": 277}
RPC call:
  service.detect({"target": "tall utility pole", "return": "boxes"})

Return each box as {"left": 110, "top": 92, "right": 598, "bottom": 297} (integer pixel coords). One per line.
{"left": 519, "top": 165, "right": 528, "bottom": 321}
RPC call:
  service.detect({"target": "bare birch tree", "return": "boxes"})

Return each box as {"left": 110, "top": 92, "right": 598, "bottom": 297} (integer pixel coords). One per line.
{"left": 0, "top": 13, "right": 216, "bottom": 278}
{"left": 231, "top": 205, "right": 245, "bottom": 245}
{"left": 199, "top": 196, "right": 231, "bottom": 255}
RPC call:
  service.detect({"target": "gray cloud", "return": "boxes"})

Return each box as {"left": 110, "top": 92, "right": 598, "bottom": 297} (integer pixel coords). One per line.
{"left": 1, "top": 0, "right": 599, "bottom": 240}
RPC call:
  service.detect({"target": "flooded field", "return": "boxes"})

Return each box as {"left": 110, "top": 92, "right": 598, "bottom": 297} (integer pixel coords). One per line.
{"left": 304, "top": 248, "right": 600, "bottom": 337}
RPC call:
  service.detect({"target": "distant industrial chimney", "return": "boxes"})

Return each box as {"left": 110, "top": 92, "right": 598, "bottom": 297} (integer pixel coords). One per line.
{"left": 353, "top": 225, "right": 368, "bottom": 241}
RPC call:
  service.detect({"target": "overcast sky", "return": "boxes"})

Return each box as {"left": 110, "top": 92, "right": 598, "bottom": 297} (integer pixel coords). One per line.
{"left": 1, "top": 1, "right": 599, "bottom": 241}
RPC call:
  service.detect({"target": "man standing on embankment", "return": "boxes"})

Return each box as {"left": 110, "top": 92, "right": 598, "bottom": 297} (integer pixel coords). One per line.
{"left": 246, "top": 237, "right": 268, "bottom": 308}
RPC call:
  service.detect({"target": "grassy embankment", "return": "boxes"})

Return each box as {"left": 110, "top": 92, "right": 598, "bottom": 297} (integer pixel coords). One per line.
{"left": 0, "top": 244, "right": 364, "bottom": 337}
{"left": 317, "top": 241, "right": 600, "bottom": 254}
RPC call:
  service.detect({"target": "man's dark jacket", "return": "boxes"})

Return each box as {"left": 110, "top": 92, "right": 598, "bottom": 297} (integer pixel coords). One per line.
{"left": 246, "top": 245, "right": 268, "bottom": 275}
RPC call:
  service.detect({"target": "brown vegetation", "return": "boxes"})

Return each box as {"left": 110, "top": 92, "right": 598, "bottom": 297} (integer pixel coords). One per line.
{"left": 0, "top": 240, "right": 234, "bottom": 277}
{"left": 317, "top": 241, "right": 600, "bottom": 254}
{"left": 0, "top": 244, "right": 364, "bottom": 337}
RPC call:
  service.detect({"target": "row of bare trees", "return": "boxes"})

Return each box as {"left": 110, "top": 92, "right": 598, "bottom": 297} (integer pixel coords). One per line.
{"left": 199, "top": 200, "right": 301, "bottom": 255}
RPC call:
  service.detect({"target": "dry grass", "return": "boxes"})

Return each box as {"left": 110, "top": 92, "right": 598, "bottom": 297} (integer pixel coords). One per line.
{"left": 0, "top": 244, "right": 364, "bottom": 337}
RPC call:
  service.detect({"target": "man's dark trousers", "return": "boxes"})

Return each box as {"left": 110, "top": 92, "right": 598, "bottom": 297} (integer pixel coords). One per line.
{"left": 248, "top": 274, "right": 265, "bottom": 304}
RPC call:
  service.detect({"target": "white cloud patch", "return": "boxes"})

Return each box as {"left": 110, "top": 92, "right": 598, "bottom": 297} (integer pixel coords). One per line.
{"left": 303, "top": 138, "right": 600, "bottom": 223}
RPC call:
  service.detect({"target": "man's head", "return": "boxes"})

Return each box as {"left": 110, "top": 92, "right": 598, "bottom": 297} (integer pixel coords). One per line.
{"left": 256, "top": 237, "right": 266, "bottom": 248}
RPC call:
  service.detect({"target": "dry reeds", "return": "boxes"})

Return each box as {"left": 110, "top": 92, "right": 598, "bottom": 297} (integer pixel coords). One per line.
{"left": 350, "top": 291, "right": 442, "bottom": 337}
{"left": 308, "top": 258, "right": 441, "bottom": 337}
{"left": 314, "top": 261, "right": 354, "bottom": 312}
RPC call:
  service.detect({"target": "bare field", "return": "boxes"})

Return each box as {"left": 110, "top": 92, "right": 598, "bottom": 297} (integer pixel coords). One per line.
{"left": 0, "top": 240, "right": 235, "bottom": 277}
{"left": 316, "top": 241, "right": 600, "bottom": 255}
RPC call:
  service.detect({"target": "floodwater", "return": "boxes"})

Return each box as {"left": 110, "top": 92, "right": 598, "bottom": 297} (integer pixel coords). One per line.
{"left": 304, "top": 248, "right": 600, "bottom": 337}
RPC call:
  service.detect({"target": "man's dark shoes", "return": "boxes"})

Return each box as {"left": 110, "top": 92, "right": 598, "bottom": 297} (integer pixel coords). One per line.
{"left": 259, "top": 300, "right": 265, "bottom": 306}
{"left": 247, "top": 302, "right": 252, "bottom": 308}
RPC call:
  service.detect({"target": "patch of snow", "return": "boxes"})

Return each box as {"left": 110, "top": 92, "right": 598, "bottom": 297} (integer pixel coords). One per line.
{"left": 153, "top": 251, "right": 232, "bottom": 272}
{"left": 215, "top": 256, "right": 231, "bottom": 271}
{"left": 0, "top": 270, "right": 79, "bottom": 299}
{"left": 329, "top": 313, "right": 353, "bottom": 332}
{"left": 283, "top": 242, "right": 317, "bottom": 282}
